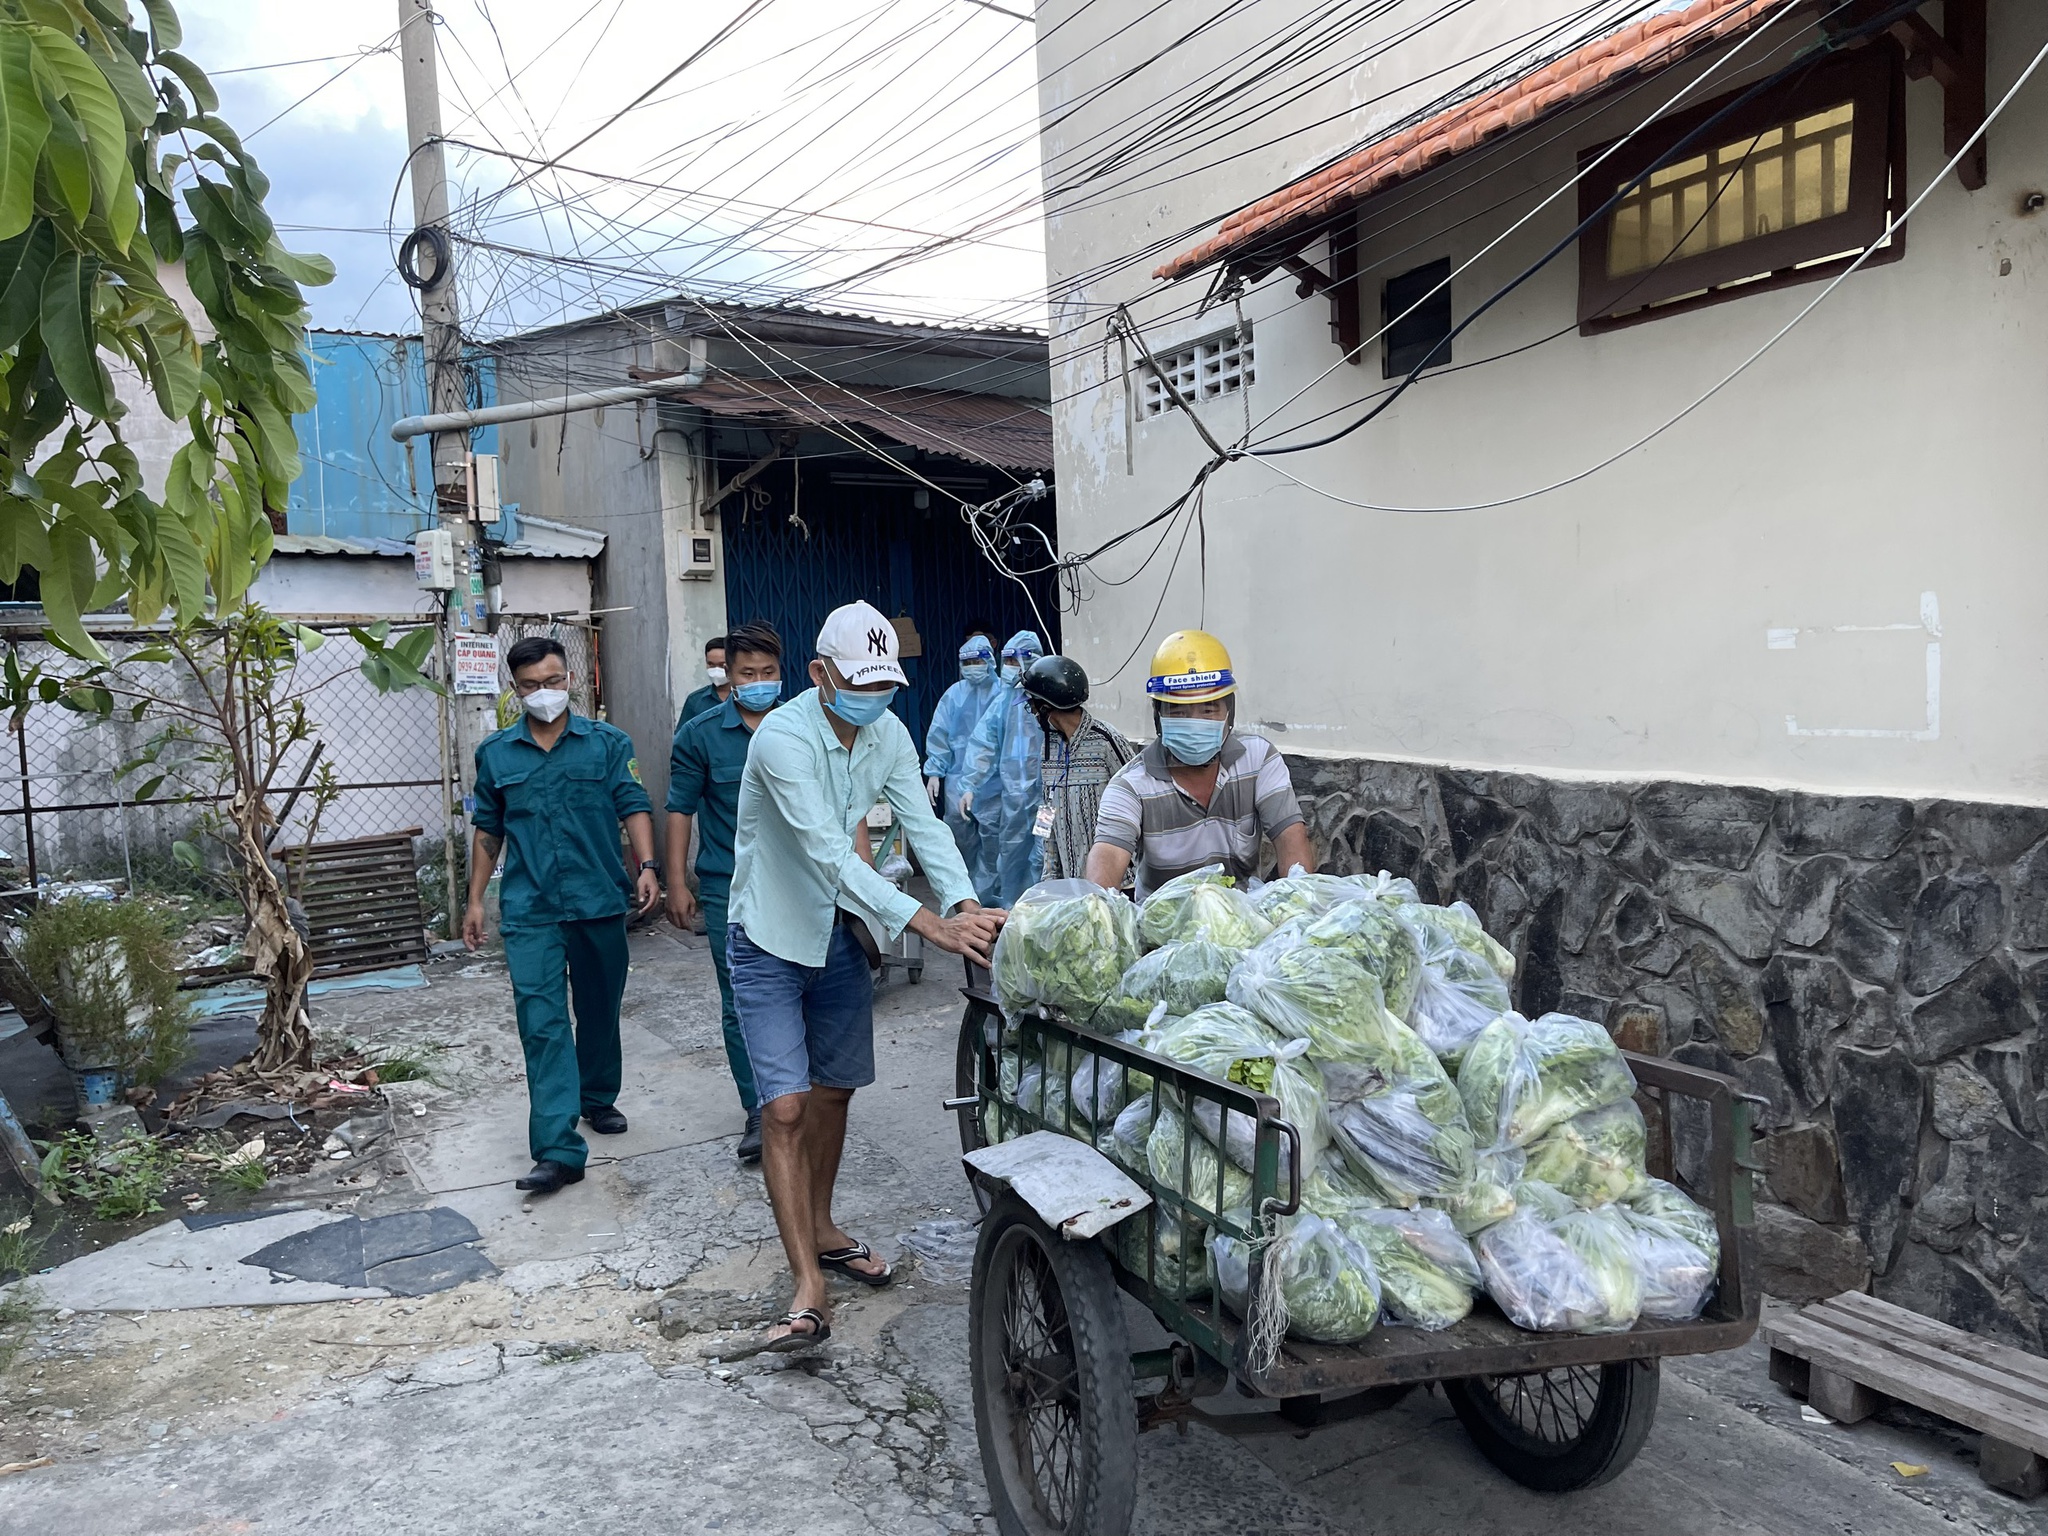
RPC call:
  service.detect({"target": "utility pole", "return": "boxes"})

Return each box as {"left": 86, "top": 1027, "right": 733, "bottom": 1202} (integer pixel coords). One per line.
{"left": 398, "top": 0, "right": 493, "bottom": 921}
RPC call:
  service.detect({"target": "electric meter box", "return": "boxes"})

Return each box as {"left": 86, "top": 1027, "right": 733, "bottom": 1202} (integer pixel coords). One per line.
{"left": 415, "top": 527, "right": 457, "bottom": 589}
{"left": 681, "top": 532, "right": 717, "bottom": 581}
{"left": 468, "top": 453, "right": 502, "bottom": 524}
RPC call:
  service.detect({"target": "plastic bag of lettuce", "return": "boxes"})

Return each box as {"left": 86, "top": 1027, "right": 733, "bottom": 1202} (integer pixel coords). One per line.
{"left": 1297, "top": 899, "right": 1425, "bottom": 1019}
{"left": 1226, "top": 927, "right": 1416, "bottom": 1066}
{"left": 1474, "top": 1180, "right": 1641, "bottom": 1333}
{"left": 1211, "top": 1210, "right": 1382, "bottom": 1344}
{"left": 1458, "top": 1011, "right": 1637, "bottom": 1148}
{"left": 1398, "top": 902, "right": 1514, "bottom": 1070}
{"left": 992, "top": 879, "right": 1140, "bottom": 1022}
{"left": 1139, "top": 865, "right": 1273, "bottom": 951}
{"left": 1321, "top": 1032, "right": 1476, "bottom": 1202}
{"left": 1092, "top": 939, "right": 1241, "bottom": 1032}
{"left": 1523, "top": 1099, "right": 1650, "bottom": 1206}
{"left": 1150, "top": 1004, "right": 1327, "bottom": 1183}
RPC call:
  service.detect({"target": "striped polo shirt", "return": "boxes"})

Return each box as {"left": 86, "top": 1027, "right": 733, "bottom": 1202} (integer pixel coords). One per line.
{"left": 1092, "top": 732, "right": 1303, "bottom": 899}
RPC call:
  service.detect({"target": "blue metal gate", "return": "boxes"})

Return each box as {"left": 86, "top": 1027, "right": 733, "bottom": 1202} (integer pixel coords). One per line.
{"left": 719, "top": 458, "right": 1058, "bottom": 747}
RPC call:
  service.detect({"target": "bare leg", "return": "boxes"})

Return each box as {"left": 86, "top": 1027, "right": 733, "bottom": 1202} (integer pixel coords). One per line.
{"left": 758, "top": 1089, "right": 828, "bottom": 1338}
{"left": 805, "top": 1086, "right": 887, "bottom": 1279}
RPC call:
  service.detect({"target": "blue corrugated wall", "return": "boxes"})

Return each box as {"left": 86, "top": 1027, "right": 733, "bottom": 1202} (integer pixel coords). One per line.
{"left": 288, "top": 332, "right": 498, "bottom": 541}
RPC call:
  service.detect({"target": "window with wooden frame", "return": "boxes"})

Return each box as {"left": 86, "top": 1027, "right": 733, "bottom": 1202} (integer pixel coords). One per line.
{"left": 1382, "top": 259, "right": 1453, "bottom": 379}
{"left": 1577, "top": 44, "right": 1904, "bottom": 331}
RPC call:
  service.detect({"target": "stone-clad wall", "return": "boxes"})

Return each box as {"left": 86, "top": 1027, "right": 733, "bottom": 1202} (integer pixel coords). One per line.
{"left": 1285, "top": 753, "right": 2048, "bottom": 1350}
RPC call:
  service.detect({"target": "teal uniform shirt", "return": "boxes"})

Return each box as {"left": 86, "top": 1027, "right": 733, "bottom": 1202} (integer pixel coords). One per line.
{"left": 679, "top": 682, "right": 727, "bottom": 728}
{"left": 472, "top": 712, "right": 653, "bottom": 930}
{"left": 666, "top": 698, "right": 756, "bottom": 883}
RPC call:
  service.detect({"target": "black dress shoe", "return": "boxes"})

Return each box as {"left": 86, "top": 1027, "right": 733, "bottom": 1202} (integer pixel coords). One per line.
{"left": 737, "top": 1108, "right": 763, "bottom": 1165}
{"left": 583, "top": 1104, "right": 629, "bottom": 1135}
{"left": 515, "top": 1160, "right": 585, "bottom": 1193}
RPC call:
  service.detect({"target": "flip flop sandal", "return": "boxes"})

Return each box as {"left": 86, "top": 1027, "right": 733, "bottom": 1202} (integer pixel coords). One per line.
{"left": 723, "top": 1308, "right": 831, "bottom": 1361}
{"left": 818, "top": 1241, "right": 894, "bottom": 1288}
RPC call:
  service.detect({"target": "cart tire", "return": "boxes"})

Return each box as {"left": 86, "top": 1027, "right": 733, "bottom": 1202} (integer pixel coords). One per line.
{"left": 1444, "top": 1360, "right": 1659, "bottom": 1492}
{"left": 910, "top": 965, "right": 924, "bottom": 984}
{"left": 957, "top": 1003, "right": 998, "bottom": 1215}
{"left": 971, "top": 1193, "right": 1138, "bottom": 1536}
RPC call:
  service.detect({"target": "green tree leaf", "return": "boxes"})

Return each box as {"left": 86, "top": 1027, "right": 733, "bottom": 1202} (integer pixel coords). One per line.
{"left": 139, "top": 0, "right": 182, "bottom": 49}
{"left": 29, "top": 26, "right": 137, "bottom": 251}
{"left": 39, "top": 249, "right": 113, "bottom": 416}
{"left": 0, "top": 31, "right": 51, "bottom": 240}
{"left": 0, "top": 220, "right": 55, "bottom": 348}
{"left": 154, "top": 50, "right": 215, "bottom": 114}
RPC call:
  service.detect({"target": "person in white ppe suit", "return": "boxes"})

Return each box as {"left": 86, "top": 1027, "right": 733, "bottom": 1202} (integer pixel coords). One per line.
{"left": 922, "top": 633, "right": 998, "bottom": 902}
{"left": 958, "top": 629, "right": 1046, "bottom": 907}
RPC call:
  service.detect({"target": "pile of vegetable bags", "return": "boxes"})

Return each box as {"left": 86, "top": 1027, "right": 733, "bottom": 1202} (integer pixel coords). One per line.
{"left": 989, "top": 868, "right": 1721, "bottom": 1342}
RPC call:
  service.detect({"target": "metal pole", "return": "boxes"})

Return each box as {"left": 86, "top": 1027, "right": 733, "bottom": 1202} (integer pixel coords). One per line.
{"left": 15, "top": 727, "right": 35, "bottom": 886}
{"left": 398, "top": 0, "right": 494, "bottom": 876}
{"left": 436, "top": 613, "right": 461, "bottom": 938}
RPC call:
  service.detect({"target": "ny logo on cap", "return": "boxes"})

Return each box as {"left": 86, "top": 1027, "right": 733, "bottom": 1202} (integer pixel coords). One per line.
{"left": 867, "top": 627, "right": 890, "bottom": 656}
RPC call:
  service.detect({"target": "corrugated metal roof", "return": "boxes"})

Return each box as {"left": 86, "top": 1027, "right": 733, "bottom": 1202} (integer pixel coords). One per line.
{"left": 674, "top": 376, "right": 1054, "bottom": 471}
{"left": 1156, "top": 0, "right": 1782, "bottom": 282}
{"left": 271, "top": 522, "right": 604, "bottom": 561}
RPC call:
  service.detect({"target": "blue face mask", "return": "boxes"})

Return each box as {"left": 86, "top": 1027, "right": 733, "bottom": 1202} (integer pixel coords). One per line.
{"left": 732, "top": 679, "right": 781, "bottom": 711}
{"left": 1159, "top": 717, "right": 1227, "bottom": 766}
{"left": 1001, "top": 662, "right": 1023, "bottom": 685}
{"left": 959, "top": 661, "right": 992, "bottom": 684}
{"left": 826, "top": 685, "right": 897, "bottom": 728}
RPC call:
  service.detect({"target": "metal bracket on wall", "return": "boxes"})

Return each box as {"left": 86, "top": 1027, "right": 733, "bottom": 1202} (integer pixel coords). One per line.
{"left": 704, "top": 431, "right": 800, "bottom": 525}
{"left": 1837, "top": 0, "right": 1987, "bottom": 189}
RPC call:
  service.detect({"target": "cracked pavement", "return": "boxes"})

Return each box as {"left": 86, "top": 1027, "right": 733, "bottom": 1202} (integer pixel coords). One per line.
{"left": 0, "top": 924, "right": 2035, "bottom": 1534}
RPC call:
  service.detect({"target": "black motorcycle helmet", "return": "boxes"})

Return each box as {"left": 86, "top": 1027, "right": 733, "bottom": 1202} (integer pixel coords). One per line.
{"left": 1020, "top": 654, "right": 1090, "bottom": 712}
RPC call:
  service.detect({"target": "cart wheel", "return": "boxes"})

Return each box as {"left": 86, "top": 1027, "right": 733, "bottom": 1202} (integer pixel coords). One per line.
{"left": 970, "top": 1193, "right": 1138, "bottom": 1536}
{"left": 910, "top": 964, "right": 924, "bottom": 984}
{"left": 956, "top": 1002, "right": 997, "bottom": 1215}
{"left": 1444, "top": 1360, "right": 1659, "bottom": 1492}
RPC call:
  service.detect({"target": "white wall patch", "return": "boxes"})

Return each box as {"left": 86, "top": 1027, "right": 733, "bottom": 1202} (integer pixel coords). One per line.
{"left": 1781, "top": 592, "right": 1941, "bottom": 741}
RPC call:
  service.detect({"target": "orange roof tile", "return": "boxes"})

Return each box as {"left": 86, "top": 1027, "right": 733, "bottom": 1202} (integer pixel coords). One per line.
{"left": 1154, "top": 0, "right": 1786, "bottom": 281}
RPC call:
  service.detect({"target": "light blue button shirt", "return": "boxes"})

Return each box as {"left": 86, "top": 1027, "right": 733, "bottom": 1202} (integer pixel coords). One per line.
{"left": 730, "top": 687, "right": 978, "bottom": 966}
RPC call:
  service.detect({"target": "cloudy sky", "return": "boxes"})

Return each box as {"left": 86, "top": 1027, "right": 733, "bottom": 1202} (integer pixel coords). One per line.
{"left": 178, "top": 0, "right": 1050, "bottom": 337}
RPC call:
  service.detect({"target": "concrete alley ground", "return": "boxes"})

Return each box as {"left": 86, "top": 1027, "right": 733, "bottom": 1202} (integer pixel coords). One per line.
{"left": 0, "top": 923, "right": 2039, "bottom": 1536}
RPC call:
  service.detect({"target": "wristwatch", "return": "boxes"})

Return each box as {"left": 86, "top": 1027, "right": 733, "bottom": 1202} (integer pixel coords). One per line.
{"left": 638, "top": 859, "right": 661, "bottom": 874}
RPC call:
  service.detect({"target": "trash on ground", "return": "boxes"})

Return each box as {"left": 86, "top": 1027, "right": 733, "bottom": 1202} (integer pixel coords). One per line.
{"left": 1891, "top": 1462, "right": 1928, "bottom": 1477}
{"left": 898, "top": 1218, "right": 979, "bottom": 1283}
{"left": 1800, "top": 1405, "right": 1833, "bottom": 1425}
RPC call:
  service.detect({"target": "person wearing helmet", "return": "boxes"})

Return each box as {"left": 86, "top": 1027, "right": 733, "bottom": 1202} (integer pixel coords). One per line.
{"left": 1084, "top": 630, "right": 1313, "bottom": 898}
{"left": 1019, "top": 655, "right": 1134, "bottom": 883}
{"left": 957, "top": 629, "right": 1046, "bottom": 906}
{"left": 921, "top": 632, "right": 999, "bottom": 899}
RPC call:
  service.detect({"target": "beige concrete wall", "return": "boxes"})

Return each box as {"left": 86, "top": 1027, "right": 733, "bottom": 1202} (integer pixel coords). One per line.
{"left": 1035, "top": 0, "right": 2048, "bottom": 804}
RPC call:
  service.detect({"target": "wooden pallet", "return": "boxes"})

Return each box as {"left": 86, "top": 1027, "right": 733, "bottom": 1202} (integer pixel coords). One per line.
{"left": 1762, "top": 1290, "right": 2048, "bottom": 1499}
{"left": 277, "top": 828, "right": 430, "bottom": 980}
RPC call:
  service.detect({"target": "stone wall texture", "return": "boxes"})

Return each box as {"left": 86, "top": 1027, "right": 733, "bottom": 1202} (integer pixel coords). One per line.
{"left": 1287, "top": 753, "right": 2048, "bottom": 1351}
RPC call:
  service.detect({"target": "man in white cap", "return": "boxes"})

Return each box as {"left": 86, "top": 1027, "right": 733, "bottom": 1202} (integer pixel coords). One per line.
{"left": 724, "top": 600, "right": 1005, "bottom": 1355}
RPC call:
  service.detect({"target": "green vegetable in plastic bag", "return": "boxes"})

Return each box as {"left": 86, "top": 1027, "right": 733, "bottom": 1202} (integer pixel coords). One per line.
{"left": 991, "top": 878, "right": 1141, "bottom": 1021}
{"left": 1302, "top": 1157, "right": 1408, "bottom": 1213}
{"left": 1138, "top": 865, "right": 1274, "bottom": 951}
{"left": 1343, "top": 1205, "right": 1482, "bottom": 1330}
{"left": 1104, "top": 1093, "right": 1157, "bottom": 1175}
{"left": 1523, "top": 1099, "right": 1649, "bottom": 1206}
{"left": 1458, "top": 1012, "right": 1637, "bottom": 1148}
{"left": 1299, "top": 900, "right": 1424, "bottom": 1020}
{"left": 1399, "top": 903, "right": 1514, "bottom": 1070}
{"left": 1211, "top": 1211, "right": 1382, "bottom": 1343}
{"left": 1429, "top": 1142, "right": 1525, "bottom": 1234}
{"left": 1626, "top": 1178, "right": 1720, "bottom": 1260}
{"left": 1225, "top": 932, "right": 1416, "bottom": 1067}
{"left": 1069, "top": 1029, "right": 1151, "bottom": 1127}
{"left": 1323, "top": 1052, "right": 1476, "bottom": 1202}
{"left": 1146, "top": 1100, "right": 1252, "bottom": 1219}
{"left": 1093, "top": 940, "right": 1242, "bottom": 1031}
{"left": 1475, "top": 1181, "right": 1637, "bottom": 1333}
{"left": 1152, "top": 1004, "right": 1326, "bottom": 1181}
{"left": 1621, "top": 1204, "right": 1716, "bottom": 1320}
{"left": 1113, "top": 1206, "right": 1209, "bottom": 1300}
{"left": 1252, "top": 871, "right": 1360, "bottom": 926}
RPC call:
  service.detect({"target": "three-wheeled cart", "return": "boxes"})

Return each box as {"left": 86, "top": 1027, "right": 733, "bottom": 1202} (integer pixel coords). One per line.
{"left": 948, "top": 976, "right": 1762, "bottom": 1536}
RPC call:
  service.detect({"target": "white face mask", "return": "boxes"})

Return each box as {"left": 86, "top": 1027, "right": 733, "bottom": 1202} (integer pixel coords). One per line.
{"left": 706, "top": 666, "right": 728, "bottom": 686}
{"left": 522, "top": 688, "right": 570, "bottom": 723}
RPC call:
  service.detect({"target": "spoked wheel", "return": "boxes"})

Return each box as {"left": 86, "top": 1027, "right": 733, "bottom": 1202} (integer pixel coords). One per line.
{"left": 1444, "top": 1360, "right": 1659, "bottom": 1491}
{"left": 956, "top": 1001, "right": 1000, "bottom": 1215}
{"left": 970, "top": 1194, "right": 1137, "bottom": 1536}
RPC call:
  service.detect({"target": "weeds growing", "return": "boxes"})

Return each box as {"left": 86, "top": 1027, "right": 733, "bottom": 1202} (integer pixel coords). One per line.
{"left": 38, "top": 1129, "right": 183, "bottom": 1220}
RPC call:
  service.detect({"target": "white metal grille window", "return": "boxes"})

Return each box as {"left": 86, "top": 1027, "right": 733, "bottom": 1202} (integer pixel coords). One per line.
{"left": 1139, "top": 328, "right": 1254, "bottom": 418}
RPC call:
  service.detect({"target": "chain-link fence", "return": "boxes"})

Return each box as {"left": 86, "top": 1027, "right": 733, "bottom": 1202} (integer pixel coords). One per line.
{"left": 0, "top": 623, "right": 450, "bottom": 887}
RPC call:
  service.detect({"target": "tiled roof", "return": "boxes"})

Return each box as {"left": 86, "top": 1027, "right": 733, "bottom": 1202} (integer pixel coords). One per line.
{"left": 1155, "top": 0, "right": 1785, "bottom": 281}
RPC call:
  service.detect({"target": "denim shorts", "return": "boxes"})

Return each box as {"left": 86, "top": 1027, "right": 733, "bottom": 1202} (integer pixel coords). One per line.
{"left": 727, "top": 920, "right": 876, "bottom": 1104}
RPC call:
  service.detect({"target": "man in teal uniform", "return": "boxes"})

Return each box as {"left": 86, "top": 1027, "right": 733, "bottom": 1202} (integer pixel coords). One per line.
{"left": 678, "top": 634, "right": 729, "bottom": 726}
{"left": 464, "top": 635, "right": 661, "bottom": 1194}
{"left": 665, "top": 620, "right": 782, "bottom": 1165}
